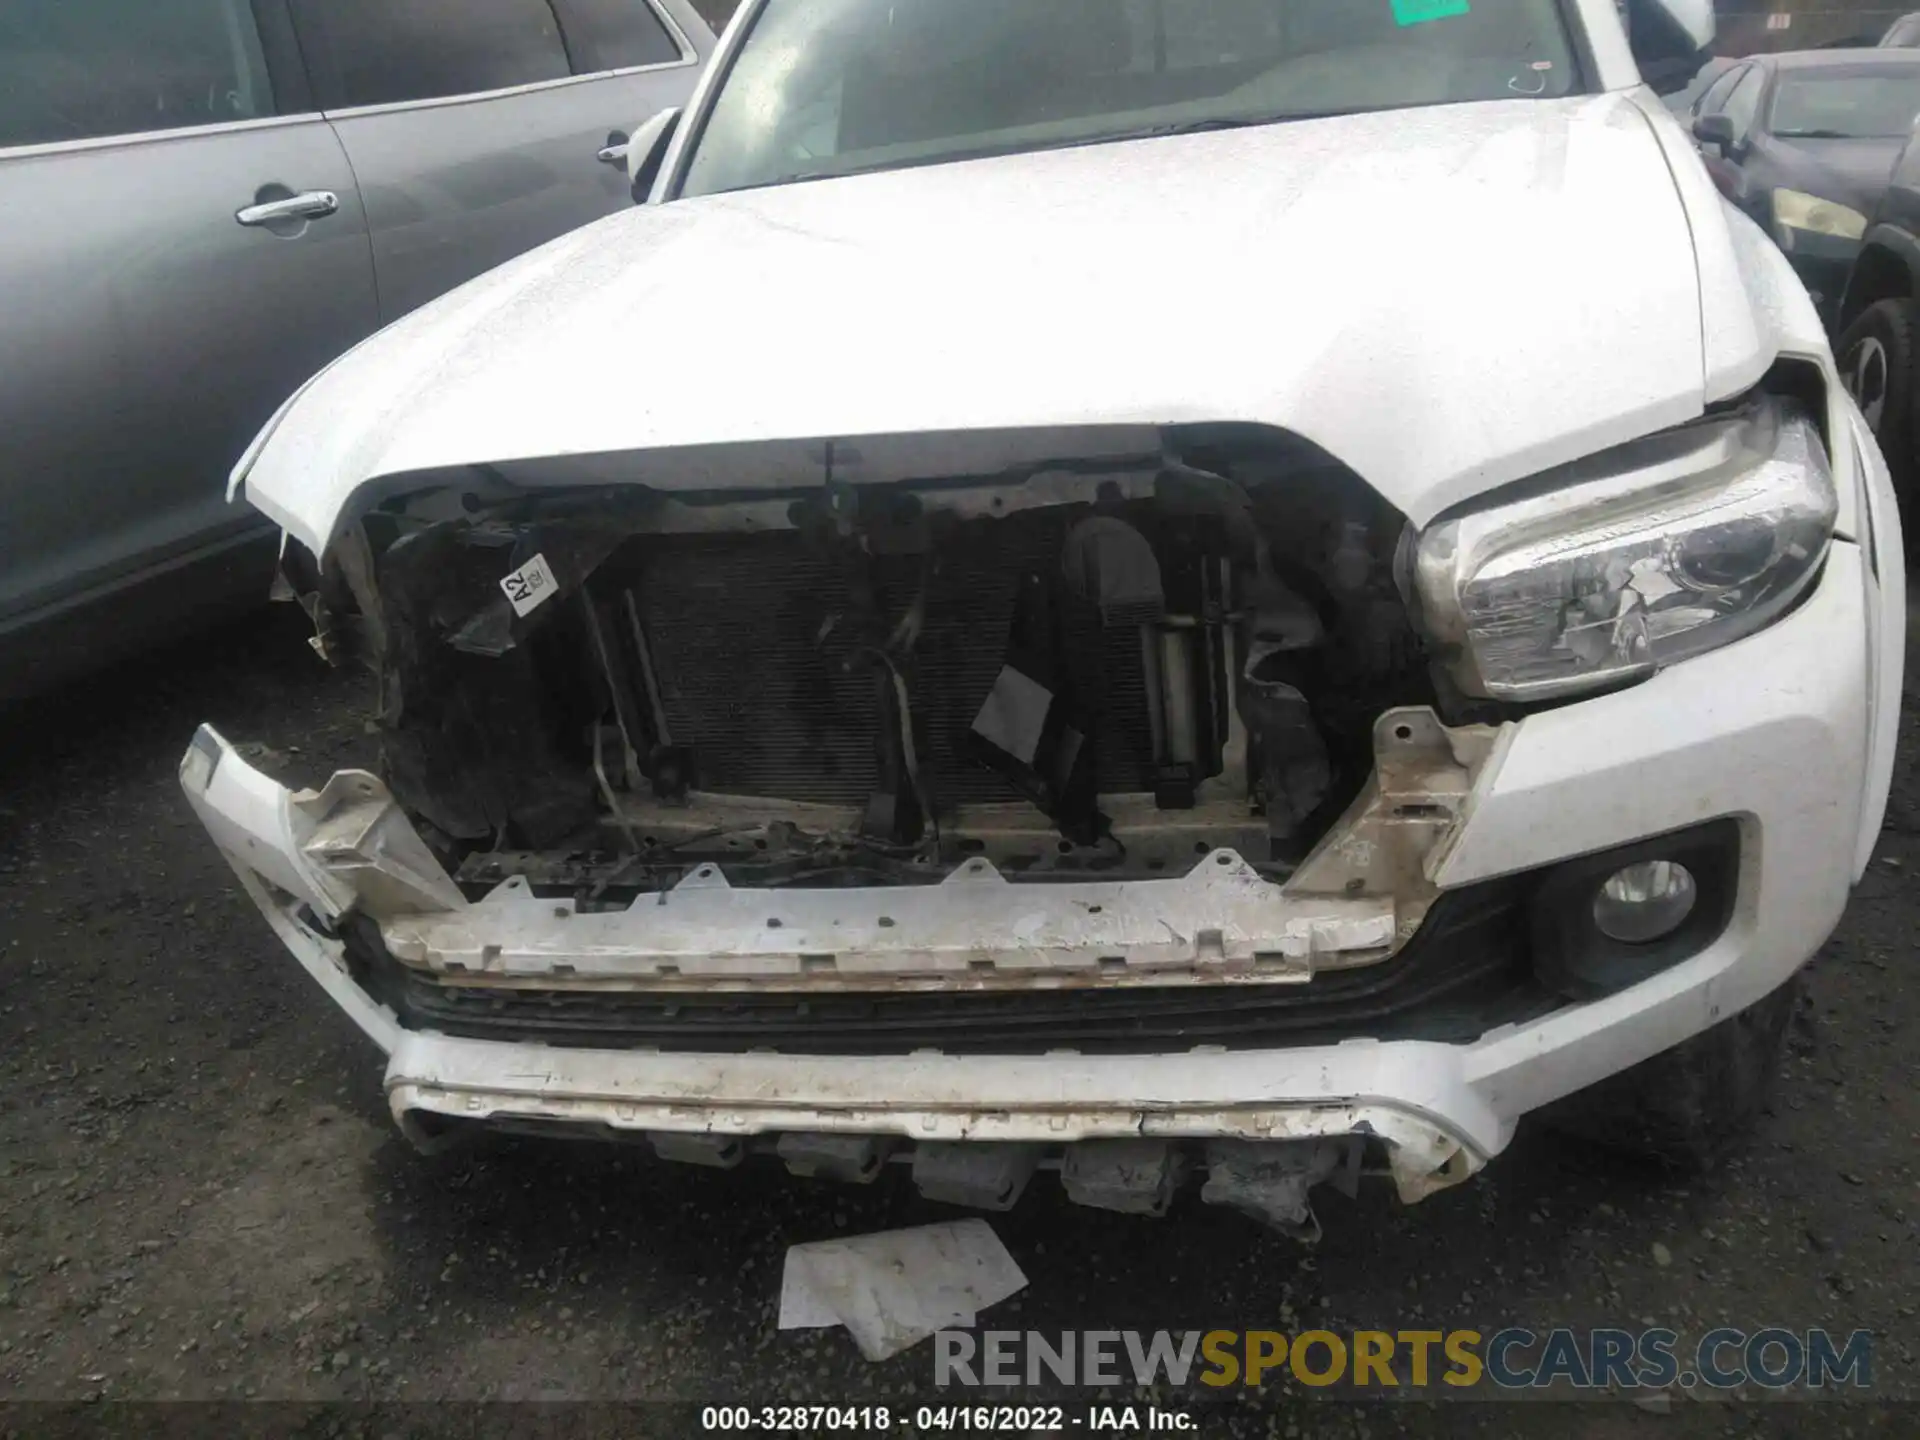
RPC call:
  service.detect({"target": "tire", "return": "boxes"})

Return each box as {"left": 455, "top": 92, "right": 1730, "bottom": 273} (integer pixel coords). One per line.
{"left": 1541, "top": 975, "right": 1803, "bottom": 1171}
{"left": 1835, "top": 298, "right": 1920, "bottom": 524}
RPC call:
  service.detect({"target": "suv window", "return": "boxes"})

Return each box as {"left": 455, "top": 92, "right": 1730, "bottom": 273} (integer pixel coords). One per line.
{"left": 0, "top": 0, "right": 273, "bottom": 148}
{"left": 1694, "top": 64, "right": 1745, "bottom": 117}
{"left": 1770, "top": 67, "right": 1920, "bottom": 140}
{"left": 1721, "top": 66, "right": 1767, "bottom": 141}
{"left": 554, "top": 0, "right": 684, "bottom": 72}
{"left": 294, "top": 0, "right": 572, "bottom": 111}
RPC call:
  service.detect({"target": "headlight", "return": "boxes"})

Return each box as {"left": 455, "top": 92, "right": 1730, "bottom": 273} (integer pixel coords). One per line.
{"left": 1410, "top": 397, "right": 1837, "bottom": 702}
{"left": 1773, "top": 188, "right": 1867, "bottom": 245}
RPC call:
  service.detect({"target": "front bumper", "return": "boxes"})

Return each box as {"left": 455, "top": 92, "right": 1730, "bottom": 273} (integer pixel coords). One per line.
{"left": 183, "top": 535, "right": 1891, "bottom": 1205}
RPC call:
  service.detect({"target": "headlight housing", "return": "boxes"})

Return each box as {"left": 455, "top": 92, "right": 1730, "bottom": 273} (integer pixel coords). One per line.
{"left": 1773, "top": 188, "right": 1867, "bottom": 247}
{"left": 1410, "top": 396, "right": 1837, "bottom": 702}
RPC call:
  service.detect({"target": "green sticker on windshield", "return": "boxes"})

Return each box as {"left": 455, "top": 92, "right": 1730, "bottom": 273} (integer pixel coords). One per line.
{"left": 1393, "top": 0, "right": 1471, "bottom": 24}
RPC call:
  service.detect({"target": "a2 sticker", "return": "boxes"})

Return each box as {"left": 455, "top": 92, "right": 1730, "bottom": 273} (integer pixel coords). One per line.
{"left": 500, "top": 552, "right": 559, "bottom": 617}
{"left": 1393, "top": 0, "right": 1471, "bottom": 25}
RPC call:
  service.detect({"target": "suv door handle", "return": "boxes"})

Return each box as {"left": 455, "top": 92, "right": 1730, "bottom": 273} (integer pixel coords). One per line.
{"left": 236, "top": 190, "right": 340, "bottom": 227}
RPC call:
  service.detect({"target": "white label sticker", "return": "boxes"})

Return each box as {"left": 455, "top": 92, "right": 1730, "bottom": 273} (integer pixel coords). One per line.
{"left": 500, "top": 553, "right": 559, "bottom": 617}
{"left": 970, "top": 664, "right": 1053, "bottom": 765}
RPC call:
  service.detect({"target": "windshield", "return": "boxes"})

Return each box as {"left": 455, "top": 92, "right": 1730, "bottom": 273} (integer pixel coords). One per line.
{"left": 678, "top": 0, "right": 1582, "bottom": 198}
{"left": 1770, "top": 69, "right": 1920, "bottom": 139}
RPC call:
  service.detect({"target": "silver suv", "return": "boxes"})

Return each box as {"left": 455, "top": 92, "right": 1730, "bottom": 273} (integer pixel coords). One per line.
{"left": 0, "top": 0, "right": 716, "bottom": 698}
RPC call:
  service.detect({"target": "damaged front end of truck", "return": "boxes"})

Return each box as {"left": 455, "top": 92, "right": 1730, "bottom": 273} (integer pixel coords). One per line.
{"left": 185, "top": 422, "right": 1564, "bottom": 1232}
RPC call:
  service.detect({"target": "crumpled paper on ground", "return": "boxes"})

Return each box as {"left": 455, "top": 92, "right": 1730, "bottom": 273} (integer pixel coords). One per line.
{"left": 777, "top": 1219, "right": 1028, "bottom": 1361}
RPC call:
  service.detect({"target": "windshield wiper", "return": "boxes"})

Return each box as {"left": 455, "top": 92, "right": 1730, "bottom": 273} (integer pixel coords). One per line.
{"left": 1108, "top": 111, "right": 1352, "bottom": 138}
{"left": 1773, "top": 128, "right": 1859, "bottom": 140}
{"left": 751, "top": 112, "right": 1354, "bottom": 192}
{"left": 760, "top": 141, "right": 1067, "bottom": 190}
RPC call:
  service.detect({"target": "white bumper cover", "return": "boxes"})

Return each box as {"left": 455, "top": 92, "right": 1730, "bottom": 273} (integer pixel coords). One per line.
{"left": 183, "top": 535, "right": 1893, "bottom": 1201}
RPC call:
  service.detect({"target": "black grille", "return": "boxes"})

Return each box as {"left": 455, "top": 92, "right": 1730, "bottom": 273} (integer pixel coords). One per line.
{"left": 353, "top": 879, "right": 1553, "bottom": 1057}
{"left": 630, "top": 516, "right": 1158, "bottom": 806}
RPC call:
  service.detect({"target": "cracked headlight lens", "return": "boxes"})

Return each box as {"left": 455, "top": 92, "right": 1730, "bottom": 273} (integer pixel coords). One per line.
{"left": 1411, "top": 398, "right": 1837, "bottom": 702}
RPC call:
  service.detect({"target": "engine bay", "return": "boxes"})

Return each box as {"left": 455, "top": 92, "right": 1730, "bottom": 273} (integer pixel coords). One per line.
{"left": 301, "top": 427, "right": 1442, "bottom": 907}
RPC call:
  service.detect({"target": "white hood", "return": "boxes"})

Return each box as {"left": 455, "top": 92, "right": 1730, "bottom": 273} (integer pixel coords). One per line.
{"left": 238, "top": 94, "right": 1713, "bottom": 557}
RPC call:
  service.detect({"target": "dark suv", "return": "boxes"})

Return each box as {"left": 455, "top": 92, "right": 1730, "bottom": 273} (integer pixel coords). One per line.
{"left": 1836, "top": 118, "right": 1920, "bottom": 524}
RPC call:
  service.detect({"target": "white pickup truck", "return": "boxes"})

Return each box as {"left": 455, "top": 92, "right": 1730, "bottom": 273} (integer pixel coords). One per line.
{"left": 184, "top": 0, "right": 1905, "bottom": 1234}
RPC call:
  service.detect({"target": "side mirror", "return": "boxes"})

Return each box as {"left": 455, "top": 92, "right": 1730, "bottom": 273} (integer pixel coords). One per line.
{"left": 627, "top": 107, "right": 682, "bottom": 205}
{"left": 1692, "top": 113, "right": 1736, "bottom": 151}
{"left": 1625, "top": 0, "right": 1715, "bottom": 95}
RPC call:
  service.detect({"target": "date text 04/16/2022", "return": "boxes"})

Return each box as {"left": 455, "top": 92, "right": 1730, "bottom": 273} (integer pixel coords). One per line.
{"left": 699, "top": 1405, "right": 1196, "bottom": 1431}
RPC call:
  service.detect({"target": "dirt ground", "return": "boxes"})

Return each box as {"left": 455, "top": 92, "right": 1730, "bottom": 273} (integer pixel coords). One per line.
{"left": 2, "top": 600, "right": 1918, "bottom": 1439}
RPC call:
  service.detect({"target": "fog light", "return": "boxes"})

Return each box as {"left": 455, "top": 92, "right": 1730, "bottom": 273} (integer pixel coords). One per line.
{"left": 1592, "top": 861, "right": 1697, "bottom": 944}
{"left": 1530, "top": 821, "right": 1737, "bottom": 999}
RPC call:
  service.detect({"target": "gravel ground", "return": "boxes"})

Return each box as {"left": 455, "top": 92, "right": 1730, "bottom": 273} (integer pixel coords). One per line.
{"left": 2, "top": 601, "right": 1918, "bottom": 1439}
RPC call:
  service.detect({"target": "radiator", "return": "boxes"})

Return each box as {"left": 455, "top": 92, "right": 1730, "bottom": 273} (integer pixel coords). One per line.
{"left": 629, "top": 516, "right": 1158, "bottom": 807}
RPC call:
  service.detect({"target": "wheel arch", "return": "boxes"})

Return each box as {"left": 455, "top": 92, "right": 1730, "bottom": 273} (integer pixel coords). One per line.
{"left": 1837, "top": 229, "right": 1920, "bottom": 334}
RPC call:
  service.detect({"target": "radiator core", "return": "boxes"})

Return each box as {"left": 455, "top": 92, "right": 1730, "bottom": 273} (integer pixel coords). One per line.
{"left": 627, "top": 517, "right": 1159, "bottom": 808}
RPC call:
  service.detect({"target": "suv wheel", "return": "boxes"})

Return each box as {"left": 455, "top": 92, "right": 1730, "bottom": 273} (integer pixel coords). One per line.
{"left": 1540, "top": 976, "right": 1802, "bottom": 1170}
{"left": 1837, "top": 298, "right": 1919, "bottom": 517}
